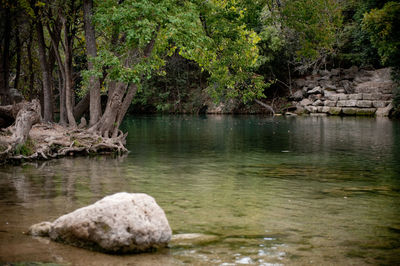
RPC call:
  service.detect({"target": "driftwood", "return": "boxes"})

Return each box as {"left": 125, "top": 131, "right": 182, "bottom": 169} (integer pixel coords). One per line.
{"left": 0, "top": 101, "right": 128, "bottom": 164}
{"left": 254, "top": 99, "right": 275, "bottom": 115}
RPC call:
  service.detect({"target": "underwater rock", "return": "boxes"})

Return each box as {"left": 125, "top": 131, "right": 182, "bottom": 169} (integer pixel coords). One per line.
{"left": 170, "top": 233, "right": 219, "bottom": 247}
{"left": 28, "top": 221, "right": 52, "bottom": 237}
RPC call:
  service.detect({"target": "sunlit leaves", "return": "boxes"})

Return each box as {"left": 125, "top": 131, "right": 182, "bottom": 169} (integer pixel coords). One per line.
{"left": 362, "top": 1, "right": 400, "bottom": 65}
{"left": 262, "top": 0, "right": 343, "bottom": 70}
{"left": 87, "top": 0, "right": 266, "bottom": 103}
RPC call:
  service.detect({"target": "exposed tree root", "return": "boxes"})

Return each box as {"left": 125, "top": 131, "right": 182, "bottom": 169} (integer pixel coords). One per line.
{"left": 254, "top": 99, "right": 275, "bottom": 116}
{"left": 0, "top": 100, "right": 128, "bottom": 164}
{"left": 0, "top": 123, "right": 128, "bottom": 165}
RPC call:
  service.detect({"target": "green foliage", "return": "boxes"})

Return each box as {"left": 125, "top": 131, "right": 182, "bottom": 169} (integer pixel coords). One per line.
{"left": 261, "top": 0, "right": 343, "bottom": 71}
{"left": 284, "top": 0, "right": 342, "bottom": 61}
{"left": 187, "top": 1, "right": 268, "bottom": 103}
{"left": 14, "top": 138, "right": 35, "bottom": 156}
{"left": 132, "top": 53, "right": 204, "bottom": 113}
{"left": 73, "top": 140, "right": 83, "bottom": 147}
{"left": 362, "top": 2, "right": 400, "bottom": 115}
{"left": 336, "top": 0, "right": 397, "bottom": 68}
{"left": 10, "top": 0, "right": 400, "bottom": 117}
{"left": 86, "top": 0, "right": 266, "bottom": 104}
{"left": 362, "top": 2, "right": 400, "bottom": 66}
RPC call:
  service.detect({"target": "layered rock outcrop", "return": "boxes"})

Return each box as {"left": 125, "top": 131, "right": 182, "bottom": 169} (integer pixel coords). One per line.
{"left": 290, "top": 67, "right": 394, "bottom": 116}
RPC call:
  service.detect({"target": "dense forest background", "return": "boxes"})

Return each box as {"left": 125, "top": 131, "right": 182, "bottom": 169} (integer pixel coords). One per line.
{"left": 0, "top": 0, "right": 399, "bottom": 129}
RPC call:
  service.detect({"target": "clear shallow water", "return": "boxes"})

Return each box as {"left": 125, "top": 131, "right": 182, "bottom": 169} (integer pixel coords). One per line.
{"left": 0, "top": 115, "right": 400, "bottom": 265}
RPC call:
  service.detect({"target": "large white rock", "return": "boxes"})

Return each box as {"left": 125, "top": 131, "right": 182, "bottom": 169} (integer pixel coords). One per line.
{"left": 30, "top": 193, "right": 172, "bottom": 253}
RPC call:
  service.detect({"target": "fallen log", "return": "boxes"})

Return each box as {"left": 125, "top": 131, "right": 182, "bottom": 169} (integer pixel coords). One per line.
{"left": 254, "top": 99, "right": 275, "bottom": 115}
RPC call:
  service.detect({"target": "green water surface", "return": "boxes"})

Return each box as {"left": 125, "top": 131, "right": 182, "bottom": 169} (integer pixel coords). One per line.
{"left": 0, "top": 115, "right": 399, "bottom": 265}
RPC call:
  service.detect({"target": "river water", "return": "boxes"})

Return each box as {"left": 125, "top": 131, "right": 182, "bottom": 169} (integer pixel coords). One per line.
{"left": 0, "top": 115, "right": 399, "bottom": 265}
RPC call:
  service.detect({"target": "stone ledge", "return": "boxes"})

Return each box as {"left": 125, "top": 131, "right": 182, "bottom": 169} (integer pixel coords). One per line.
{"left": 356, "top": 100, "right": 372, "bottom": 108}
{"left": 356, "top": 108, "right": 376, "bottom": 116}
{"left": 342, "top": 108, "right": 358, "bottom": 115}
{"left": 337, "top": 100, "right": 357, "bottom": 107}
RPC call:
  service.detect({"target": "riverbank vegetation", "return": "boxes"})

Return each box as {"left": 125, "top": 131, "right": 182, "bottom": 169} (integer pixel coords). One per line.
{"left": 0, "top": 0, "right": 399, "bottom": 160}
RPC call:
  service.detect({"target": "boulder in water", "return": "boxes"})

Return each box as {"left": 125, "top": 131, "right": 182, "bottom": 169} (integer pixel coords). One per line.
{"left": 29, "top": 192, "right": 172, "bottom": 253}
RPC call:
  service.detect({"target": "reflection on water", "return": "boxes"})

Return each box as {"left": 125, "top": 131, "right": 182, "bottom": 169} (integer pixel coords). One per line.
{"left": 1, "top": 115, "right": 400, "bottom": 265}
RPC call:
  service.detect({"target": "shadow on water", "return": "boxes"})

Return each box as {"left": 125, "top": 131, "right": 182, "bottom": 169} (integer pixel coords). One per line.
{"left": 0, "top": 115, "right": 400, "bottom": 265}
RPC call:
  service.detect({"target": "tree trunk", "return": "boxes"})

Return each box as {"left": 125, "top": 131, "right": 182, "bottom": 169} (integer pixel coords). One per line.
{"left": 36, "top": 18, "right": 53, "bottom": 122}
{"left": 12, "top": 100, "right": 41, "bottom": 145}
{"left": 14, "top": 27, "right": 21, "bottom": 92}
{"left": 90, "top": 82, "right": 138, "bottom": 138}
{"left": 48, "top": 22, "right": 67, "bottom": 125}
{"left": 27, "top": 24, "right": 34, "bottom": 101}
{"left": 0, "top": 6, "right": 11, "bottom": 105}
{"left": 89, "top": 32, "right": 158, "bottom": 137}
{"left": 83, "top": 0, "right": 101, "bottom": 126}
{"left": 0, "top": 102, "right": 25, "bottom": 128}
{"left": 112, "top": 83, "right": 138, "bottom": 137}
{"left": 73, "top": 92, "right": 90, "bottom": 119}
{"left": 58, "top": 69, "right": 67, "bottom": 125}
{"left": 62, "top": 17, "right": 77, "bottom": 128}
{"left": 89, "top": 82, "right": 126, "bottom": 137}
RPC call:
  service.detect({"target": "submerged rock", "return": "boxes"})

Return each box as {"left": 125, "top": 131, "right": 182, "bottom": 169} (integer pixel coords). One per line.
{"left": 29, "top": 192, "right": 172, "bottom": 253}
{"left": 170, "top": 233, "right": 219, "bottom": 247}
{"left": 28, "top": 221, "right": 52, "bottom": 237}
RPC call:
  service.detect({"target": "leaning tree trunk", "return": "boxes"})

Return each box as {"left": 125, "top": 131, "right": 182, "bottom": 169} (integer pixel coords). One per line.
{"left": 112, "top": 84, "right": 138, "bottom": 137}
{"left": 83, "top": 0, "right": 102, "bottom": 126}
{"left": 89, "top": 82, "right": 126, "bottom": 137}
{"left": 0, "top": 101, "right": 25, "bottom": 128}
{"left": 48, "top": 21, "right": 67, "bottom": 125}
{"left": 12, "top": 100, "right": 41, "bottom": 145}
{"left": 36, "top": 18, "right": 53, "bottom": 122}
{"left": 14, "top": 27, "right": 21, "bottom": 92}
{"left": 0, "top": 100, "right": 41, "bottom": 146}
{"left": 27, "top": 24, "right": 35, "bottom": 101}
{"left": 89, "top": 32, "right": 158, "bottom": 138}
{"left": 89, "top": 82, "right": 139, "bottom": 138}
{"left": 254, "top": 99, "right": 275, "bottom": 115}
{"left": 58, "top": 68, "right": 67, "bottom": 125}
{"left": 0, "top": 6, "right": 11, "bottom": 105}
{"left": 61, "top": 16, "right": 77, "bottom": 128}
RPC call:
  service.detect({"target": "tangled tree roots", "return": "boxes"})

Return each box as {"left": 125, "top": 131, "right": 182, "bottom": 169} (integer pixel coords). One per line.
{"left": 0, "top": 100, "right": 128, "bottom": 164}
{"left": 0, "top": 123, "right": 128, "bottom": 165}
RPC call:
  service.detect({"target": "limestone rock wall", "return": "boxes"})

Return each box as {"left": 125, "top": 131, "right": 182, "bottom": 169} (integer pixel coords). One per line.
{"left": 291, "top": 67, "right": 394, "bottom": 117}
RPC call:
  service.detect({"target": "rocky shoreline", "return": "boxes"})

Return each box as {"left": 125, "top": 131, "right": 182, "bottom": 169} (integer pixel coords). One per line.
{"left": 162, "top": 67, "right": 396, "bottom": 116}
{"left": 288, "top": 67, "right": 394, "bottom": 117}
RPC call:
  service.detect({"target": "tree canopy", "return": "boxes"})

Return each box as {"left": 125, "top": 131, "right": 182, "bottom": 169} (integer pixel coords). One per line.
{"left": 1, "top": 0, "right": 399, "bottom": 135}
